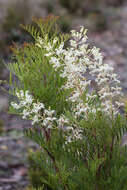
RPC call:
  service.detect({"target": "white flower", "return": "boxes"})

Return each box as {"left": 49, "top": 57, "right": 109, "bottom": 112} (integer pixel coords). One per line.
{"left": 25, "top": 91, "right": 33, "bottom": 104}
{"left": 11, "top": 102, "right": 21, "bottom": 109}
{"left": 53, "top": 37, "right": 58, "bottom": 45}
{"left": 32, "top": 103, "right": 44, "bottom": 113}
{"left": 10, "top": 25, "right": 124, "bottom": 144}
{"left": 55, "top": 42, "right": 64, "bottom": 55}
{"left": 69, "top": 91, "right": 81, "bottom": 102}
{"left": 22, "top": 109, "right": 30, "bottom": 119}
{"left": 80, "top": 26, "right": 84, "bottom": 33}
{"left": 44, "top": 109, "right": 55, "bottom": 117}
{"left": 49, "top": 57, "right": 60, "bottom": 69}
{"left": 42, "top": 117, "right": 56, "bottom": 127}
{"left": 115, "top": 101, "right": 124, "bottom": 108}
{"left": 91, "top": 46, "right": 103, "bottom": 62}
{"left": 35, "top": 37, "right": 44, "bottom": 48}
{"left": 16, "top": 90, "right": 24, "bottom": 99}
{"left": 45, "top": 52, "right": 53, "bottom": 57}
{"left": 58, "top": 115, "right": 69, "bottom": 126}
{"left": 32, "top": 115, "right": 39, "bottom": 125}
{"left": 66, "top": 127, "right": 83, "bottom": 143}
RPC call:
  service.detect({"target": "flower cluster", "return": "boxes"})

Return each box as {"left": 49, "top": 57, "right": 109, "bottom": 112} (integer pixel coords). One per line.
{"left": 11, "top": 26, "right": 124, "bottom": 143}
{"left": 37, "top": 26, "right": 124, "bottom": 118}
{"left": 11, "top": 90, "right": 57, "bottom": 129}
{"left": 57, "top": 114, "right": 83, "bottom": 143}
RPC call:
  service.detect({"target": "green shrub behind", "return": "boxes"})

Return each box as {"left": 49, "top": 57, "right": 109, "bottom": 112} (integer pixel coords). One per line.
{"left": 5, "top": 15, "right": 127, "bottom": 190}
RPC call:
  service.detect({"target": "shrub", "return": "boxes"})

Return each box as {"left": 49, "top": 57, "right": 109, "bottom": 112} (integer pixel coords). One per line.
{"left": 0, "top": 0, "right": 30, "bottom": 57}
{"left": 59, "top": 0, "right": 84, "bottom": 12}
{"left": 4, "top": 15, "right": 127, "bottom": 190}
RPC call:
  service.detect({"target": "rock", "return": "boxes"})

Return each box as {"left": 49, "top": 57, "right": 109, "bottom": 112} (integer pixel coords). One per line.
{"left": 0, "top": 96, "right": 8, "bottom": 112}
{"left": 121, "top": 133, "right": 127, "bottom": 146}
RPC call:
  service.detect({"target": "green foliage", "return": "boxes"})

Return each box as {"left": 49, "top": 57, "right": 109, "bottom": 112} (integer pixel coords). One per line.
{"left": 8, "top": 15, "right": 70, "bottom": 116}
{"left": 6, "top": 15, "right": 127, "bottom": 190}
{"left": 26, "top": 114, "right": 127, "bottom": 190}
{"left": 21, "top": 15, "right": 60, "bottom": 40}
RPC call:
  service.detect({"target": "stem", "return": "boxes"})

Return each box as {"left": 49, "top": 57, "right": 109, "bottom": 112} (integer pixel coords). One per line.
{"left": 44, "top": 147, "right": 59, "bottom": 172}
{"left": 43, "top": 74, "right": 47, "bottom": 87}
{"left": 43, "top": 127, "right": 51, "bottom": 141}
{"left": 42, "top": 127, "right": 68, "bottom": 190}
{"left": 110, "top": 135, "right": 114, "bottom": 159}
{"left": 44, "top": 147, "right": 68, "bottom": 190}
